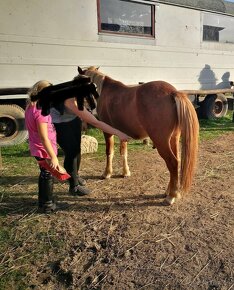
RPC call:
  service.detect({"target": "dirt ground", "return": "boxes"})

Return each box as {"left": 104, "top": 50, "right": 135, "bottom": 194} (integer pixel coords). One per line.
{"left": 1, "top": 133, "right": 234, "bottom": 290}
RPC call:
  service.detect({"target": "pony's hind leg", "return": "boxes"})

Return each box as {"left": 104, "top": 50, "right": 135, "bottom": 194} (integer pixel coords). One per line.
{"left": 153, "top": 138, "right": 180, "bottom": 205}
{"left": 165, "top": 132, "right": 181, "bottom": 200}
{"left": 102, "top": 134, "right": 114, "bottom": 179}
{"left": 120, "top": 141, "right": 131, "bottom": 177}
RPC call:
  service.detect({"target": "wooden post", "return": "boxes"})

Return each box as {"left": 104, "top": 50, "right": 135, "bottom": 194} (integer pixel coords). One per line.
{"left": 0, "top": 147, "right": 2, "bottom": 171}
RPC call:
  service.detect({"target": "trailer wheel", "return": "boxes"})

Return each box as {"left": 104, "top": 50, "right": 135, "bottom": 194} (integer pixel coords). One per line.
{"left": 201, "top": 94, "right": 228, "bottom": 119}
{"left": 0, "top": 104, "right": 28, "bottom": 146}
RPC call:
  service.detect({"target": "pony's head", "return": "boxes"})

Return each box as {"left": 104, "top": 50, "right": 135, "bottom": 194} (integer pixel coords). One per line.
{"left": 78, "top": 66, "right": 99, "bottom": 75}
{"left": 77, "top": 66, "right": 105, "bottom": 96}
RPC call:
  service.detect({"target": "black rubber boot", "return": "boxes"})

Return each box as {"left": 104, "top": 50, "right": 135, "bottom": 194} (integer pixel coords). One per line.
{"left": 38, "top": 170, "right": 56, "bottom": 214}
{"left": 77, "top": 175, "right": 86, "bottom": 186}
{"left": 69, "top": 184, "right": 91, "bottom": 196}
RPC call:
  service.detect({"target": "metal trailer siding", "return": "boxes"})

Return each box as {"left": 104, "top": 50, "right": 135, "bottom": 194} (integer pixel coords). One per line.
{"left": 0, "top": 0, "right": 234, "bottom": 90}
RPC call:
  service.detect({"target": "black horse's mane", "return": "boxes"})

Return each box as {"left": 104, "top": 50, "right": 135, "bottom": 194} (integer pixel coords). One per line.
{"left": 31, "top": 74, "right": 99, "bottom": 116}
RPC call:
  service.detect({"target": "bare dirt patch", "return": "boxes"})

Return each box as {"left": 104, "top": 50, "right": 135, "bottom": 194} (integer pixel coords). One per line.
{"left": 1, "top": 133, "right": 234, "bottom": 290}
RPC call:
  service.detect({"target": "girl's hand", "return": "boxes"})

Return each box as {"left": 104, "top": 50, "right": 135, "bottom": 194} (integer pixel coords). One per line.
{"left": 49, "top": 157, "right": 60, "bottom": 170}
{"left": 117, "top": 132, "right": 131, "bottom": 142}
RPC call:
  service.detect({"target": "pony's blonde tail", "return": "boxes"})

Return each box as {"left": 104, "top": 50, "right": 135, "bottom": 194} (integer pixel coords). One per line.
{"left": 174, "top": 92, "right": 199, "bottom": 194}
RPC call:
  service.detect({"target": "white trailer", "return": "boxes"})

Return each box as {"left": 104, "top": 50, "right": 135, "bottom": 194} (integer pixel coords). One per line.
{"left": 0, "top": 0, "right": 234, "bottom": 145}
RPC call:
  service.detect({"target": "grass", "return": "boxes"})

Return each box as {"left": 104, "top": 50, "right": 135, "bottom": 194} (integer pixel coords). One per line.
{"left": 84, "top": 127, "right": 153, "bottom": 158}
{"left": 0, "top": 111, "right": 233, "bottom": 164}
{"left": 0, "top": 111, "right": 233, "bottom": 165}
{"left": 85, "top": 112, "right": 233, "bottom": 150}
{"left": 0, "top": 112, "right": 233, "bottom": 289}
{"left": 199, "top": 111, "right": 234, "bottom": 140}
{"left": 0, "top": 217, "right": 68, "bottom": 289}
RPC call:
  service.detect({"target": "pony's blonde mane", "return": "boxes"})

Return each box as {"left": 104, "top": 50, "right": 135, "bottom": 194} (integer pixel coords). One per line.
{"left": 85, "top": 67, "right": 105, "bottom": 95}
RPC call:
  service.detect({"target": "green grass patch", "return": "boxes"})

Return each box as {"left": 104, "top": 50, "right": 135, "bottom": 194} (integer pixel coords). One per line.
{"left": 199, "top": 111, "right": 234, "bottom": 140}
{"left": 1, "top": 111, "right": 232, "bottom": 162}
{"left": 0, "top": 217, "right": 68, "bottom": 289}
{"left": 85, "top": 112, "right": 234, "bottom": 153}
{"left": 85, "top": 128, "right": 152, "bottom": 158}
{"left": 0, "top": 112, "right": 233, "bottom": 162}
{"left": 0, "top": 270, "right": 28, "bottom": 290}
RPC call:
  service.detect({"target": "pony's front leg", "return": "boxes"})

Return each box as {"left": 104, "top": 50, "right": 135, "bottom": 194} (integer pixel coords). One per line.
{"left": 102, "top": 134, "right": 114, "bottom": 179}
{"left": 120, "top": 141, "right": 131, "bottom": 177}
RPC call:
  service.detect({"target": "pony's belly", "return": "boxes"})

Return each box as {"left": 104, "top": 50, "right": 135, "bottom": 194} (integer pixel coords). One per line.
{"left": 98, "top": 110, "right": 147, "bottom": 140}
{"left": 104, "top": 120, "right": 147, "bottom": 140}
{"left": 126, "top": 128, "right": 148, "bottom": 140}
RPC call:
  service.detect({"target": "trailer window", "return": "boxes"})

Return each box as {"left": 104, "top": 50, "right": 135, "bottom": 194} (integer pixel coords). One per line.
{"left": 203, "top": 13, "right": 234, "bottom": 43}
{"left": 97, "top": 0, "right": 154, "bottom": 37}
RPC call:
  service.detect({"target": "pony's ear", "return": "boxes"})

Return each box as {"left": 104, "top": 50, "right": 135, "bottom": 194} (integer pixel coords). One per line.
{"left": 96, "top": 66, "right": 100, "bottom": 71}
{"left": 77, "top": 66, "right": 84, "bottom": 74}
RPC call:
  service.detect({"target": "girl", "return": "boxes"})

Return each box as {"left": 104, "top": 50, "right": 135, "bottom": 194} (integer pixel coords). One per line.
{"left": 25, "top": 80, "right": 61, "bottom": 213}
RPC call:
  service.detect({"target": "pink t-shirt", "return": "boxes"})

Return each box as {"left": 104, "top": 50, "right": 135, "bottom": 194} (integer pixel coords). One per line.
{"left": 25, "top": 104, "right": 57, "bottom": 158}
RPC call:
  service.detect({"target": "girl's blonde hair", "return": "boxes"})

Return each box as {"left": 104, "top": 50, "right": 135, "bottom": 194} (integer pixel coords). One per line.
{"left": 27, "top": 80, "right": 52, "bottom": 105}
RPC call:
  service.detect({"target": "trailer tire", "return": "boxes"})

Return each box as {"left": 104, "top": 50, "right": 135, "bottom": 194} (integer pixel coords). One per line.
{"left": 0, "top": 104, "right": 28, "bottom": 146}
{"left": 201, "top": 94, "right": 228, "bottom": 119}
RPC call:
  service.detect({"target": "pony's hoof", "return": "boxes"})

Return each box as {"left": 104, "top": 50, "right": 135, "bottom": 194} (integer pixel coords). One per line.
{"left": 123, "top": 173, "right": 131, "bottom": 178}
{"left": 163, "top": 196, "right": 176, "bottom": 205}
{"left": 176, "top": 192, "right": 182, "bottom": 199}
{"left": 101, "top": 174, "right": 111, "bottom": 179}
{"left": 102, "top": 175, "right": 111, "bottom": 179}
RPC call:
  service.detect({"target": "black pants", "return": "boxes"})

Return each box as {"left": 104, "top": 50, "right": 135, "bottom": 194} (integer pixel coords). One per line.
{"left": 54, "top": 117, "right": 82, "bottom": 188}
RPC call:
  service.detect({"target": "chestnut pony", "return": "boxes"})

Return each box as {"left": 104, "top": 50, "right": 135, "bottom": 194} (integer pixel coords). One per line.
{"left": 78, "top": 66, "right": 199, "bottom": 205}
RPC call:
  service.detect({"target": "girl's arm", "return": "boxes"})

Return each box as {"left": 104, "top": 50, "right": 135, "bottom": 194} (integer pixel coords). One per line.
{"left": 64, "top": 98, "right": 131, "bottom": 141}
{"left": 37, "top": 122, "right": 59, "bottom": 169}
